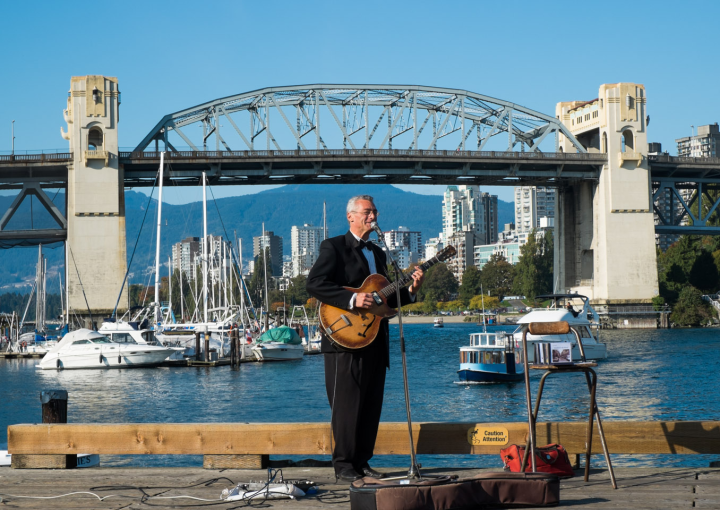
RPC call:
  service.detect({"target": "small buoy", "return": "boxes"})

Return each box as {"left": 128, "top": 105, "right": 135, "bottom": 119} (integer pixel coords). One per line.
{"left": 118, "top": 355, "right": 121, "bottom": 364}
{"left": 99, "top": 354, "right": 103, "bottom": 363}
{"left": 56, "top": 358, "right": 61, "bottom": 368}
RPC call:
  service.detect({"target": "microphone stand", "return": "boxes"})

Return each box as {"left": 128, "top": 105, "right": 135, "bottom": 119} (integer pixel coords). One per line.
{"left": 373, "top": 228, "right": 422, "bottom": 480}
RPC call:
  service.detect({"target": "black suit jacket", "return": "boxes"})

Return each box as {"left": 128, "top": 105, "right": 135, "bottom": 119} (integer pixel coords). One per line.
{"left": 306, "top": 231, "right": 413, "bottom": 366}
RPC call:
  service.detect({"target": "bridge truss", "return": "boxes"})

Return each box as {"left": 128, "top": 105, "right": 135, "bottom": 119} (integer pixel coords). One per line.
{"left": 134, "top": 85, "right": 587, "bottom": 154}
{"left": 650, "top": 154, "right": 720, "bottom": 235}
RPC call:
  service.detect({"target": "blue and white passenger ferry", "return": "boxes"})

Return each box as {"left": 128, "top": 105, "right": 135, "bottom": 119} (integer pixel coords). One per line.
{"left": 458, "top": 331, "right": 524, "bottom": 383}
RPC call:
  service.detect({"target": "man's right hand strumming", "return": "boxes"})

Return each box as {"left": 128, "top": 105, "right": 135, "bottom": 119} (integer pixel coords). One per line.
{"left": 355, "top": 292, "right": 374, "bottom": 309}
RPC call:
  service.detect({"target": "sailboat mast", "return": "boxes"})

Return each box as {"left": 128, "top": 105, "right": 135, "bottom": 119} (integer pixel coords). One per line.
{"left": 323, "top": 201, "right": 327, "bottom": 240}
{"left": 262, "top": 222, "right": 269, "bottom": 330}
{"left": 202, "top": 171, "right": 208, "bottom": 323}
{"left": 64, "top": 241, "right": 69, "bottom": 325}
{"left": 154, "top": 152, "right": 165, "bottom": 324}
{"left": 239, "top": 237, "right": 245, "bottom": 327}
{"left": 168, "top": 256, "right": 172, "bottom": 322}
{"left": 179, "top": 259, "right": 184, "bottom": 322}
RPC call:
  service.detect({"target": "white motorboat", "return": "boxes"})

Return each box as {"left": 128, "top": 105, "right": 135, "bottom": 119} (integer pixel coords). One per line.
{"left": 512, "top": 294, "right": 607, "bottom": 362}
{"left": 251, "top": 326, "right": 304, "bottom": 361}
{"left": 99, "top": 319, "right": 185, "bottom": 360}
{"left": 433, "top": 317, "right": 444, "bottom": 328}
{"left": 38, "top": 329, "right": 176, "bottom": 370}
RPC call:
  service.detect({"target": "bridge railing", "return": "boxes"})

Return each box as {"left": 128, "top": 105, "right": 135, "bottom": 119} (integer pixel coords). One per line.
{"left": 0, "top": 153, "right": 72, "bottom": 162}
{"left": 649, "top": 154, "right": 720, "bottom": 166}
{"left": 119, "top": 149, "right": 608, "bottom": 161}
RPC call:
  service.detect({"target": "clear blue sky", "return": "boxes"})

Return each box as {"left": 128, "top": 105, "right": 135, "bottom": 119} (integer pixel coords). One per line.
{"left": 1, "top": 0, "right": 718, "bottom": 204}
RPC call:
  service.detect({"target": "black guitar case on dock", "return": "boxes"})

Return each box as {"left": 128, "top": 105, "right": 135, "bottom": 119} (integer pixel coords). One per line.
{"left": 350, "top": 472, "right": 560, "bottom": 510}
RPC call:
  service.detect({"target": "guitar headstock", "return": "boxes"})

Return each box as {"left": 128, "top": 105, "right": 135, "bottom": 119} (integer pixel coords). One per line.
{"left": 436, "top": 245, "right": 457, "bottom": 262}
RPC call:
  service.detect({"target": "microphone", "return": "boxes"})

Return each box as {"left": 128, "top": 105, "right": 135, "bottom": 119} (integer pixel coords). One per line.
{"left": 370, "top": 222, "right": 384, "bottom": 239}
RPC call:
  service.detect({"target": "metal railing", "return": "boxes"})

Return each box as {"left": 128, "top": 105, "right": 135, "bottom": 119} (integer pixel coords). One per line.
{"left": 0, "top": 153, "right": 72, "bottom": 162}
{"left": 118, "top": 149, "right": 608, "bottom": 161}
{"left": 649, "top": 154, "right": 720, "bottom": 166}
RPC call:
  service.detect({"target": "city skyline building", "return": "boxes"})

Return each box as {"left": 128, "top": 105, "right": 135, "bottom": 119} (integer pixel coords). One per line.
{"left": 514, "top": 186, "right": 556, "bottom": 234}
{"left": 291, "top": 223, "right": 324, "bottom": 277}
{"left": 171, "top": 236, "right": 200, "bottom": 279}
{"left": 253, "top": 230, "right": 283, "bottom": 276}
{"left": 381, "top": 226, "right": 423, "bottom": 269}
{"left": 676, "top": 123, "right": 720, "bottom": 157}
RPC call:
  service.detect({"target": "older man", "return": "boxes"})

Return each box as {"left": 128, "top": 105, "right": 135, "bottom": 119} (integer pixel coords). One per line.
{"left": 306, "top": 195, "right": 424, "bottom": 482}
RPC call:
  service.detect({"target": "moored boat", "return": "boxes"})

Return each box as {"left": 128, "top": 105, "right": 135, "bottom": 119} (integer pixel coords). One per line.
{"left": 252, "top": 326, "right": 304, "bottom": 361}
{"left": 38, "top": 329, "right": 176, "bottom": 370}
{"left": 512, "top": 294, "right": 607, "bottom": 362}
{"left": 458, "top": 331, "right": 525, "bottom": 383}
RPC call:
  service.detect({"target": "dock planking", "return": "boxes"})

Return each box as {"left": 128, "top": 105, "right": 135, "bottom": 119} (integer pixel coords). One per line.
{"left": 0, "top": 467, "right": 718, "bottom": 509}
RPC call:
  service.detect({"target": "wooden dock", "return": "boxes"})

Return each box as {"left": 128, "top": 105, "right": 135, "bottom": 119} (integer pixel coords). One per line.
{"left": 0, "top": 352, "right": 43, "bottom": 359}
{"left": 0, "top": 466, "right": 718, "bottom": 508}
{"left": 5, "top": 421, "right": 720, "bottom": 507}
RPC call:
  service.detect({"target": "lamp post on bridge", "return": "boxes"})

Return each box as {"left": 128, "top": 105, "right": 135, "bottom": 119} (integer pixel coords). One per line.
{"left": 11, "top": 120, "right": 14, "bottom": 155}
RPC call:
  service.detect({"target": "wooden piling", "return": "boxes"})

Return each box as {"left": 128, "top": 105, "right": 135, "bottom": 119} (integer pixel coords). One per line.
{"left": 195, "top": 331, "right": 201, "bottom": 361}
{"left": 12, "top": 390, "right": 76, "bottom": 469}
{"left": 230, "top": 328, "right": 240, "bottom": 370}
{"left": 204, "top": 334, "right": 210, "bottom": 362}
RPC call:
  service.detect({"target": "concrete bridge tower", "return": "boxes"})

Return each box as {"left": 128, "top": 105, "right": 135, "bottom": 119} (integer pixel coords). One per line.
{"left": 61, "top": 76, "right": 127, "bottom": 318}
{"left": 555, "top": 83, "right": 659, "bottom": 304}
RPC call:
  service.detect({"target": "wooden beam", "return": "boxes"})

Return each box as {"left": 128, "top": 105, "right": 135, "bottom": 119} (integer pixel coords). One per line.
{"left": 8, "top": 421, "right": 720, "bottom": 456}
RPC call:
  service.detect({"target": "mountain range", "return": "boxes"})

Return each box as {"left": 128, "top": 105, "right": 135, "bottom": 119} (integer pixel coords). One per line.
{"left": 0, "top": 185, "right": 514, "bottom": 290}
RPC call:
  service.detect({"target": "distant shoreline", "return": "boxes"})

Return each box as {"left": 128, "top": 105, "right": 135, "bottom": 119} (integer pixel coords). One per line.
{"left": 389, "top": 315, "right": 516, "bottom": 324}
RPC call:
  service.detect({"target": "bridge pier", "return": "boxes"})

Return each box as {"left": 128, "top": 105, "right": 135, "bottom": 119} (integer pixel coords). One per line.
{"left": 556, "top": 83, "right": 659, "bottom": 305}
{"left": 64, "top": 76, "right": 128, "bottom": 319}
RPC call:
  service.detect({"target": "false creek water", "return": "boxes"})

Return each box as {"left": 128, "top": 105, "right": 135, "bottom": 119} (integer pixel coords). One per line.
{"left": 1, "top": 324, "right": 718, "bottom": 469}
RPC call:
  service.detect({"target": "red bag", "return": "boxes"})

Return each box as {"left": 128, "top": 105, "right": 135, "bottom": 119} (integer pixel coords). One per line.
{"left": 500, "top": 443, "right": 575, "bottom": 478}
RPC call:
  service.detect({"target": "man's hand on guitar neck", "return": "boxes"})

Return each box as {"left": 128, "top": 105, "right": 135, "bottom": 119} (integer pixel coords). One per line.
{"left": 408, "top": 266, "right": 425, "bottom": 295}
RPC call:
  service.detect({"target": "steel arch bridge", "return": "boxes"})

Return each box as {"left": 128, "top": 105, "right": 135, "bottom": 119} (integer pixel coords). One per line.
{"left": 134, "top": 85, "right": 586, "bottom": 154}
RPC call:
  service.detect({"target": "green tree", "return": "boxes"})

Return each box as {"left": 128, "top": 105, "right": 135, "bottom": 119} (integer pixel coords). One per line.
{"left": 286, "top": 275, "right": 310, "bottom": 306}
{"left": 417, "top": 262, "right": 458, "bottom": 303}
{"left": 458, "top": 265, "right": 481, "bottom": 305}
{"left": 469, "top": 295, "right": 501, "bottom": 311}
{"left": 670, "top": 286, "right": 713, "bottom": 326}
{"left": 689, "top": 250, "right": 719, "bottom": 293}
{"left": 513, "top": 230, "right": 553, "bottom": 302}
{"left": 480, "top": 253, "right": 515, "bottom": 300}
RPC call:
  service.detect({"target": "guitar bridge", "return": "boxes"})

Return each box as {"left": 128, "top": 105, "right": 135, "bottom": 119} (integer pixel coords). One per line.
{"left": 325, "top": 314, "right": 352, "bottom": 335}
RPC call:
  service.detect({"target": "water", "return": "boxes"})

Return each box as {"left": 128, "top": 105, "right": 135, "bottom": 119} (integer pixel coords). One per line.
{"left": 1, "top": 324, "right": 718, "bottom": 469}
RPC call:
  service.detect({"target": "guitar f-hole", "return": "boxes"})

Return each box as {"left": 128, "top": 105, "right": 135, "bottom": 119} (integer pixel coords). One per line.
{"left": 358, "top": 315, "right": 377, "bottom": 337}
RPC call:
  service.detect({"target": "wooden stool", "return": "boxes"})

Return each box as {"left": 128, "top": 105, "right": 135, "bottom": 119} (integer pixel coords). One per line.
{"left": 520, "top": 321, "right": 617, "bottom": 489}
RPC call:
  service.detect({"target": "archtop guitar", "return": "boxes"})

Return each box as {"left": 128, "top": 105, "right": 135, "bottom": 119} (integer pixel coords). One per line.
{"left": 319, "top": 246, "right": 457, "bottom": 349}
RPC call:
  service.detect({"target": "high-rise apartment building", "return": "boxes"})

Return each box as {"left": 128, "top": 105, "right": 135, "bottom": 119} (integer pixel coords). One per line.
{"left": 291, "top": 223, "right": 324, "bottom": 277}
{"left": 253, "top": 231, "right": 283, "bottom": 276}
{"left": 676, "top": 123, "right": 720, "bottom": 157}
{"left": 514, "top": 186, "right": 556, "bottom": 234}
{"left": 440, "top": 185, "right": 498, "bottom": 282}
{"left": 481, "top": 192, "right": 499, "bottom": 245}
{"left": 381, "top": 226, "right": 423, "bottom": 269}
{"left": 171, "top": 237, "right": 200, "bottom": 279}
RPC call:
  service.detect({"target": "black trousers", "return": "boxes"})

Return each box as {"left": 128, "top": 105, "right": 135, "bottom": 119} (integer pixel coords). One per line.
{"left": 324, "top": 343, "right": 387, "bottom": 474}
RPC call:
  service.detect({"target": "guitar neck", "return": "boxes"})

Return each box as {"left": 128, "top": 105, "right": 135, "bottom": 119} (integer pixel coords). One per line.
{"left": 379, "top": 256, "right": 442, "bottom": 298}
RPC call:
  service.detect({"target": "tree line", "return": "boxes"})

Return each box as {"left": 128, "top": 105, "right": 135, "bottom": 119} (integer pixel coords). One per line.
{"left": 656, "top": 235, "right": 719, "bottom": 326}
{"left": 404, "top": 230, "right": 554, "bottom": 313}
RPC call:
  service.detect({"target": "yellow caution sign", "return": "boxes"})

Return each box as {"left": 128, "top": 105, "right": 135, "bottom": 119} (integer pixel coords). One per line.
{"left": 467, "top": 426, "right": 509, "bottom": 446}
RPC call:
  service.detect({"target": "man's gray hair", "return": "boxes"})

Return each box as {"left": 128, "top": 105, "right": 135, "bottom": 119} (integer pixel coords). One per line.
{"left": 346, "top": 195, "right": 375, "bottom": 214}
